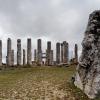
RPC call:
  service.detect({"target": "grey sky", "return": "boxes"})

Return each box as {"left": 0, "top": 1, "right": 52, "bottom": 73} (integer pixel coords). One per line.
{"left": 0, "top": 0, "right": 100, "bottom": 63}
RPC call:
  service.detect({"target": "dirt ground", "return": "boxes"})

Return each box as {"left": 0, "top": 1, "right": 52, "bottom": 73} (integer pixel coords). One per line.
{"left": 0, "top": 66, "right": 90, "bottom": 100}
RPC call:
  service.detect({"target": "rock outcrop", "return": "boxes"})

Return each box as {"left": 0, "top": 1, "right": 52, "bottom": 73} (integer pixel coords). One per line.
{"left": 74, "top": 10, "right": 100, "bottom": 99}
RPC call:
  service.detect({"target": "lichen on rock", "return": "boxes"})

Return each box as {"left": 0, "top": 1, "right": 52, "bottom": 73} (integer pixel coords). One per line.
{"left": 74, "top": 10, "right": 100, "bottom": 99}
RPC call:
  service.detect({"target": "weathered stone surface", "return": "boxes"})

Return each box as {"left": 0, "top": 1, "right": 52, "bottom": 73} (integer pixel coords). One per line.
{"left": 47, "top": 41, "right": 52, "bottom": 66}
{"left": 27, "top": 38, "right": 32, "bottom": 65}
{"left": 11, "top": 50, "right": 14, "bottom": 66}
{"left": 50, "top": 50, "right": 54, "bottom": 65}
{"left": 37, "top": 39, "right": 42, "bottom": 65}
{"left": 74, "top": 44, "right": 78, "bottom": 64}
{"left": 23, "top": 49, "right": 26, "bottom": 65}
{"left": 0, "top": 40, "right": 2, "bottom": 66}
{"left": 7, "top": 38, "right": 12, "bottom": 66}
{"left": 63, "top": 41, "right": 69, "bottom": 64}
{"left": 56, "top": 42, "right": 60, "bottom": 65}
{"left": 6, "top": 56, "right": 7, "bottom": 66}
{"left": 17, "top": 39, "right": 21, "bottom": 66}
{"left": 74, "top": 10, "right": 100, "bottom": 99}
{"left": 61, "top": 43, "right": 63, "bottom": 63}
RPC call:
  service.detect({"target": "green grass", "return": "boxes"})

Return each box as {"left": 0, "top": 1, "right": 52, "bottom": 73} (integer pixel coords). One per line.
{"left": 0, "top": 65, "right": 90, "bottom": 100}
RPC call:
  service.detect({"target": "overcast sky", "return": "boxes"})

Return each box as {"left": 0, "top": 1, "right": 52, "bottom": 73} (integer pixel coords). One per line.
{"left": 0, "top": 0, "right": 100, "bottom": 63}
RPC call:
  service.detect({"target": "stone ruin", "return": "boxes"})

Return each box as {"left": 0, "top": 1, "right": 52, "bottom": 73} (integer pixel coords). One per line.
{"left": 23, "top": 49, "right": 26, "bottom": 65}
{"left": 74, "top": 10, "right": 100, "bottom": 99}
{"left": 56, "top": 42, "right": 60, "bottom": 65}
{"left": 56, "top": 41, "right": 69, "bottom": 67}
{"left": 37, "top": 39, "right": 42, "bottom": 66}
{"left": 70, "top": 44, "right": 78, "bottom": 65}
{"left": 46, "top": 41, "right": 53, "bottom": 66}
{"left": 7, "top": 38, "right": 12, "bottom": 66}
{"left": 0, "top": 37, "right": 78, "bottom": 67}
{"left": 27, "top": 38, "right": 32, "bottom": 65}
{"left": 17, "top": 39, "right": 21, "bottom": 66}
{"left": 36, "top": 40, "right": 54, "bottom": 66}
{"left": 74, "top": 44, "right": 78, "bottom": 64}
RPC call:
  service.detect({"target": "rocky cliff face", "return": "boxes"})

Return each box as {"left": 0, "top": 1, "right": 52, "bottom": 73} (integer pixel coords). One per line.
{"left": 74, "top": 10, "right": 100, "bottom": 99}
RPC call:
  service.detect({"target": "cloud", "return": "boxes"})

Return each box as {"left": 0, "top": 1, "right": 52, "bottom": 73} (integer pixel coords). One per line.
{"left": 0, "top": 0, "right": 100, "bottom": 63}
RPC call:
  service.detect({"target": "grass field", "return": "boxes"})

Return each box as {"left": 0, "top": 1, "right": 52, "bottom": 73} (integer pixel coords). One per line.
{"left": 0, "top": 65, "right": 90, "bottom": 100}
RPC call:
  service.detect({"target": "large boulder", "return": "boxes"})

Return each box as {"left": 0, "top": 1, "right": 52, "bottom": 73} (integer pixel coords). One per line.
{"left": 74, "top": 10, "right": 100, "bottom": 99}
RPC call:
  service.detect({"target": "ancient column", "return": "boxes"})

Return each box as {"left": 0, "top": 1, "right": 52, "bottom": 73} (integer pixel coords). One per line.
{"left": 0, "top": 40, "right": 2, "bottom": 66}
{"left": 74, "top": 44, "right": 78, "bottom": 64}
{"left": 6, "top": 56, "right": 7, "bottom": 66}
{"left": 17, "top": 39, "right": 21, "bottom": 66}
{"left": 47, "top": 41, "right": 51, "bottom": 66}
{"left": 34, "top": 49, "right": 37, "bottom": 62}
{"left": 56, "top": 42, "right": 60, "bottom": 65}
{"left": 37, "top": 39, "right": 42, "bottom": 65}
{"left": 27, "top": 38, "right": 32, "bottom": 65}
{"left": 63, "top": 41, "right": 69, "bottom": 64}
{"left": 61, "top": 43, "right": 63, "bottom": 63}
{"left": 11, "top": 50, "right": 14, "bottom": 66}
{"left": 23, "top": 49, "right": 26, "bottom": 65}
{"left": 7, "top": 38, "right": 12, "bottom": 66}
{"left": 50, "top": 50, "right": 54, "bottom": 65}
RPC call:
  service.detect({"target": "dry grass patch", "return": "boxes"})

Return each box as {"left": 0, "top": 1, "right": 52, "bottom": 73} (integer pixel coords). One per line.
{"left": 0, "top": 66, "right": 90, "bottom": 100}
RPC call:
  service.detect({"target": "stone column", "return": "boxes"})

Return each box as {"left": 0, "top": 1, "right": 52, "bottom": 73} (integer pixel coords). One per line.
{"left": 47, "top": 41, "right": 51, "bottom": 66}
{"left": 37, "top": 39, "right": 42, "bottom": 65}
{"left": 27, "top": 38, "right": 32, "bottom": 65}
{"left": 17, "top": 39, "right": 21, "bottom": 66}
{"left": 23, "top": 49, "right": 26, "bottom": 65}
{"left": 34, "top": 49, "right": 37, "bottom": 62}
{"left": 11, "top": 50, "right": 14, "bottom": 66}
{"left": 0, "top": 40, "right": 2, "bottom": 66}
{"left": 7, "top": 38, "right": 12, "bottom": 66}
{"left": 6, "top": 56, "right": 7, "bottom": 66}
{"left": 50, "top": 50, "right": 54, "bottom": 65}
{"left": 61, "top": 43, "right": 63, "bottom": 63}
{"left": 74, "top": 44, "right": 78, "bottom": 63}
{"left": 56, "top": 42, "right": 60, "bottom": 65}
{"left": 63, "top": 41, "right": 69, "bottom": 64}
